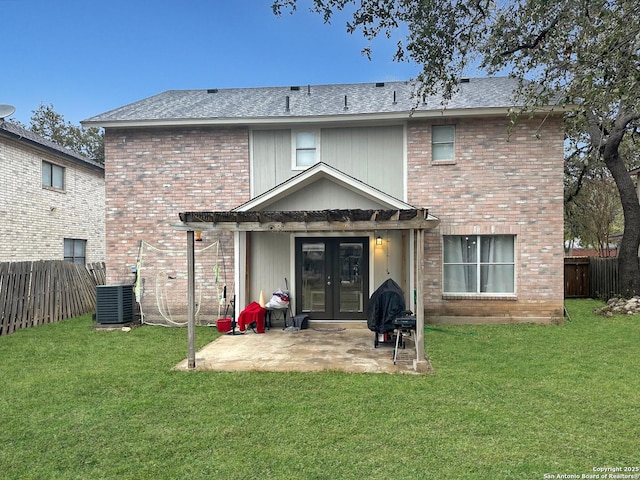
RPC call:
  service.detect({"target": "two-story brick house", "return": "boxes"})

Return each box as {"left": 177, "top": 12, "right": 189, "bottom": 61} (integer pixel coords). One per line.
{"left": 0, "top": 121, "right": 105, "bottom": 263}
{"left": 83, "top": 77, "right": 565, "bottom": 327}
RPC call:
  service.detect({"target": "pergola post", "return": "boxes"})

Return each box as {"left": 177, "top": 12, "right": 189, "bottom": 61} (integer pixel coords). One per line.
{"left": 414, "top": 228, "right": 426, "bottom": 369}
{"left": 187, "top": 230, "right": 196, "bottom": 369}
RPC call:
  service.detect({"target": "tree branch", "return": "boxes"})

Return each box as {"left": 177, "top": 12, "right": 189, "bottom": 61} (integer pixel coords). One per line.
{"left": 501, "top": 16, "right": 559, "bottom": 56}
{"left": 616, "top": 110, "right": 640, "bottom": 131}
{"left": 564, "top": 147, "right": 592, "bottom": 203}
{"left": 584, "top": 109, "right": 609, "bottom": 151}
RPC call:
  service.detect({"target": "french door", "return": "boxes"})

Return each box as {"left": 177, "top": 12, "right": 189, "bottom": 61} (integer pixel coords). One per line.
{"left": 295, "top": 237, "right": 369, "bottom": 320}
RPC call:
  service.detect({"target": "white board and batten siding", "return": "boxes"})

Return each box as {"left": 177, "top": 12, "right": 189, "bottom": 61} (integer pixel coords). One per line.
{"left": 251, "top": 125, "right": 405, "bottom": 198}
{"left": 248, "top": 124, "right": 409, "bottom": 311}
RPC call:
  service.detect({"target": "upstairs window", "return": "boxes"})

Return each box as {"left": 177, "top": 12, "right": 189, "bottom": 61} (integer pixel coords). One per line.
{"left": 432, "top": 125, "right": 455, "bottom": 163}
{"left": 293, "top": 130, "right": 319, "bottom": 168}
{"left": 443, "top": 235, "right": 515, "bottom": 294}
{"left": 64, "top": 238, "right": 86, "bottom": 264}
{"left": 42, "top": 160, "right": 65, "bottom": 190}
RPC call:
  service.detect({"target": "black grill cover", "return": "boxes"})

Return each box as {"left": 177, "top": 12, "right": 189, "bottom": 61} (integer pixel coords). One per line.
{"left": 367, "top": 279, "right": 406, "bottom": 334}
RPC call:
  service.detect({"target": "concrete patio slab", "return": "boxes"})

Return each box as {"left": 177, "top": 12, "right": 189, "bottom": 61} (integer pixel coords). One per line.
{"left": 174, "top": 327, "right": 434, "bottom": 374}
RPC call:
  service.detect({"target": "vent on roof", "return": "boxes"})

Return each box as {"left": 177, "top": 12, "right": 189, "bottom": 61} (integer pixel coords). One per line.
{"left": 207, "top": 89, "right": 219, "bottom": 93}
{"left": 290, "top": 86, "right": 300, "bottom": 91}
{"left": 460, "top": 78, "right": 470, "bottom": 83}
{"left": 285, "top": 96, "right": 290, "bottom": 112}
{"left": 375, "top": 82, "right": 385, "bottom": 87}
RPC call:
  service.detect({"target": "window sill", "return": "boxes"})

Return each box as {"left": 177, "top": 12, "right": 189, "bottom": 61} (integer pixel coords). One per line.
{"left": 442, "top": 294, "right": 518, "bottom": 301}
{"left": 42, "top": 185, "right": 66, "bottom": 193}
{"left": 431, "top": 159, "right": 457, "bottom": 166}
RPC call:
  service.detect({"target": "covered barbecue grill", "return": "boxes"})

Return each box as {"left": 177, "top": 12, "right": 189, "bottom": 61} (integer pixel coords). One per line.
{"left": 367, "top": 279, "right": 410, "bottom": 347}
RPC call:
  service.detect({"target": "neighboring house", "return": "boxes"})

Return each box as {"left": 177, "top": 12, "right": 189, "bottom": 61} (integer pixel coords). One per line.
{"left": 0, "top": 121, "right": 105, "bottom": 263}
{"left": 83, "top": 77, "right": 565, "bottom": 326}
{"left": 565, "top": 238, "right": 618, "bottom": 257}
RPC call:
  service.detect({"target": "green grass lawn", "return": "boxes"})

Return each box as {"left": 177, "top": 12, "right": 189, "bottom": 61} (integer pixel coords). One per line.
{"left": 1, "top": 299, "right": 638, "bottom": 479}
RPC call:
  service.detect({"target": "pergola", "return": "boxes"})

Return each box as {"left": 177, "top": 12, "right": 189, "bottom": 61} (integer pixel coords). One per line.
{"left": 174, "top": 208, "right": 440, "bottom": 371}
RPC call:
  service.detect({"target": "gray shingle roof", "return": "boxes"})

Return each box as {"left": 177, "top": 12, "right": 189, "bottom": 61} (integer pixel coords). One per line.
{"left": 83, "top": 77, "right": 526, "bottom": 126}
{"left": 0, "top": 121, "right": 103, "bottom": 170}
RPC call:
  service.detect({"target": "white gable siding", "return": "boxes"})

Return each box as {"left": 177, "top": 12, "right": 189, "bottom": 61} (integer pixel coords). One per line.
{"left": 251, "top": 129, "right": 291, "bottom": 197}
{"left": 265, "top": 178, "right": 390, "bottom": 211}
{"left": 251, "top": 125, "right": 404, "bottom": 199}
{"left": 320, "top": 125, "right": 404, "bottom": 199}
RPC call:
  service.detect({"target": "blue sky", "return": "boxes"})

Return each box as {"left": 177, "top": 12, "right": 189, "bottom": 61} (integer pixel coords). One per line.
{"left": 1, "top": 0, "right": 420, "bottom": 125}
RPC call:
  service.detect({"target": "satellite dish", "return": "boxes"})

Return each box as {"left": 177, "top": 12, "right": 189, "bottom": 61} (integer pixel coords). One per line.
{"left": 0, "top": 104, "right": 16, "bottom": 120}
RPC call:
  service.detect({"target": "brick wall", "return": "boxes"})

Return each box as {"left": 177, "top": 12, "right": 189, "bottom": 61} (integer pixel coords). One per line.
{"left": 407, "top": 115, "right": 565, "bottom": 323}
{"left": 106, "top": 116, "right": 564, "bottom": 324}
{"left": 0, "top": 137, "right": 105, "bottom": 262}
{"left": 104, "top": 127, "right": 250, "bottom": 321}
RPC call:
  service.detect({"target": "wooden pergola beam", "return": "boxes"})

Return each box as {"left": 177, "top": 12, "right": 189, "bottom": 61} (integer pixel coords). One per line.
{"left": 177, "top": 208, "right": 433, "bottom": 227}
{"left": 174, "top": 219, "right": 437, "bottom": 232}
{"left": 174, "top": 209, "right": 437, "bottom": 233}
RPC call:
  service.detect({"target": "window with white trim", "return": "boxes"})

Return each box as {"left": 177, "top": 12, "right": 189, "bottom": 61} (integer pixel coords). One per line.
{"left": 292, "top": 130, "right": 319, "bottom": 168}
{"left": 432, "top": 125, "right": 455, "bottom": 163}
{"left": 443, "top": 235, "right": 515, "bottom": 294}
{"left": 42, "top": 160, "right": 65, "bottom": 190}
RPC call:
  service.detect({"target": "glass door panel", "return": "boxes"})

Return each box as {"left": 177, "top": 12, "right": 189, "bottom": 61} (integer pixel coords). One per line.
{"left": 338, "top": 243, "right": 363, "bottom": 313}
{"left": 301, "top": 242, "right": 326, "bottom": 313}
{"left": 296, "top": 237, "right": 369, "bottom": 320}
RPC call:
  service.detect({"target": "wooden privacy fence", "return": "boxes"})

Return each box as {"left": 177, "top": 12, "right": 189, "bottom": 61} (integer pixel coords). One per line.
{"left": 564, "top": 256, "right": 623, "bottom": 300}
{"left": 0, "top": 261, "right": 106, "bottom": 336}
{"left": 589, "top": 257, "right": 619, "bottom": 300}
{"left": 564, "top": 257, "right": 590, "bottom": 298}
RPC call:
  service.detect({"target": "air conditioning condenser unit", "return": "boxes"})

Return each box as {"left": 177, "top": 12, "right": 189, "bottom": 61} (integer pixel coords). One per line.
{"left": 95, "top": 285, "right": 134, "bottom": 324}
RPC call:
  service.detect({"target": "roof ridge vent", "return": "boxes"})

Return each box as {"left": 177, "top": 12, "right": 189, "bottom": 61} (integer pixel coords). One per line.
{"left": 460, "top": 78, "right": 470, "bottom": 83}
{"left": 207, "top": 88, "right": 219, "bottom": 93}
{"left": 375, "top": 82, "right": 385, "bottom": 87}
{"left": 290, "top": 86, "right": 300, "bottom": 91}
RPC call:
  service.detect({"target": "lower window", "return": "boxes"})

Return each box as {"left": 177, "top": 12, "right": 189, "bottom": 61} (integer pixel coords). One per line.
{"left": 64, "top": 238, "right": 86, "bottom": 264}
{"left": 443, "top": 235, "right": 515, "bottom": 294}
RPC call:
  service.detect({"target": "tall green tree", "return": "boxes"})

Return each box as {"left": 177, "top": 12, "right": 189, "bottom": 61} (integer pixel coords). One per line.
{"left": 274, "top": 0, "right": 640, "bottom": 296}
{"left": 29, "top": 103, "right": 104, "bottom": 163}
{"left": 566, "top": 169, "right": 623, "bottom": 257}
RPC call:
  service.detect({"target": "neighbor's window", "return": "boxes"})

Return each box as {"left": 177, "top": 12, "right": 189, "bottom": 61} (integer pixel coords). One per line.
{"left": 293, "top": 130, "right": 319, "bottom": 168}
{"left": 64, "top": 238, "right": 86, "bottom": 264}
{"left": 432, "top": 125, "right": 455, "bottom": 163}
{"left": 42, "top": 160, "right": 65, "bottom": 190}
{"left": 443, "top": 235, "right": 515, "bottom": 294}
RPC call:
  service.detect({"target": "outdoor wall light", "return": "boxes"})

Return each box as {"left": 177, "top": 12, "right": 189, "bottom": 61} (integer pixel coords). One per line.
{"left": 195, "top": 231, "right": 203, "bottom": 242}
{"left": 376, "top": 236, "right": 383, "bottom": 246}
